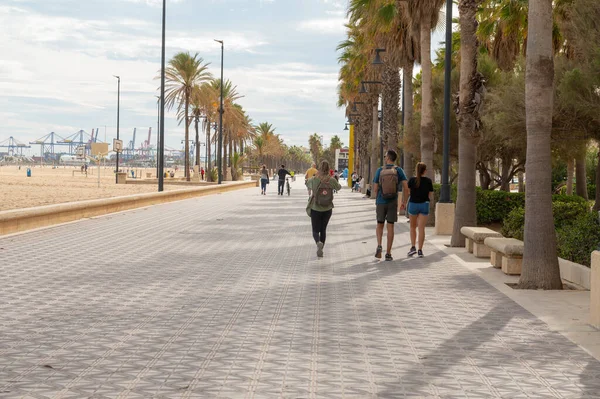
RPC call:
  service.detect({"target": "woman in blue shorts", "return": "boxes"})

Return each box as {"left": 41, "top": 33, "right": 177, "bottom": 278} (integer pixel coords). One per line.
{"left": 407, "top": 162, "right": 434, "bottom": 258}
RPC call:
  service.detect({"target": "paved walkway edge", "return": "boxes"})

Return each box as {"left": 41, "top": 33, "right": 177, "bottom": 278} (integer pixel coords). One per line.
{"left": 0, "top": 180, "right": 256, "bottom": 236}
{"left": 428, "top": 229, "right": 600, "bottom": 362}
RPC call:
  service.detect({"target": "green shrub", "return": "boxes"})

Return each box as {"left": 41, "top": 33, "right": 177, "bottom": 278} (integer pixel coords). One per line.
{"left": 501, "top": 207, "right": 525, "bottom": 240}
{"left": 589, "top": 184, "right": 596, "bottom": 200}
{"left": 556, "top": 212, "right": 600, "bottom": 267}
{"left": 501, "top": 201, "right": 590, "bottom": 241}
{"left": 432, "top": 185, "right": 588, "bottom": 225}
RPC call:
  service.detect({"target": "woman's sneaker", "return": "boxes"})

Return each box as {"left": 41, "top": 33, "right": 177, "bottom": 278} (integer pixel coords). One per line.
{"left": 317, "top": 242, "right": 324, "bottom": 258}
{"left": 408, "top": 247, "right": 417, "bottom": 257}
{"left": 375, "top": 245, "right": 383, "bottom": 259}
{"left": 418, "top": 249, "right": 424, "bottom": 258}
{"left": 385, "top": 253, "right": 393, "bottom": 261}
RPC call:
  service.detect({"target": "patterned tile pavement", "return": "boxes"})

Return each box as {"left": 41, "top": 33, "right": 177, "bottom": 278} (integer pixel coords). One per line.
{"left": 2, "top": 180, "right": 600, "bottom": 398}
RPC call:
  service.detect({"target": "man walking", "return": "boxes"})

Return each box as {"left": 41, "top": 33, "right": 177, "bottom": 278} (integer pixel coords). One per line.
{"left": 305, "top": 163, "right": 318, "bottom": 196}
{"left": 277, "top": 164, "right": 291, "bottom": 195}
{"left": 372, "top": 150, "right": 409, "bottom": 261}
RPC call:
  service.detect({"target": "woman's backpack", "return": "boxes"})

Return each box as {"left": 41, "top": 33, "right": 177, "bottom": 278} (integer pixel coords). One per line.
{"left": 315, "top": 177, "right": 334, "bottom": 207}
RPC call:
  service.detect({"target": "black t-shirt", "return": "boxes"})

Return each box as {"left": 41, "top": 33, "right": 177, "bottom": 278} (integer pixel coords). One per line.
{"left": 278, "top": 169, "right": 290, "bottom": 180}
{"left": 408, "top": 177, "right": 434, "bottom": 203}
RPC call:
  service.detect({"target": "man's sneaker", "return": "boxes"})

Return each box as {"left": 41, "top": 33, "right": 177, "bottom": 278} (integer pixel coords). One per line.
{"left": 418, "top": 249, "right": 424, "bottom": 258}
{"left": 385, "top": 253, "right": 393, "bottom": 261}
{"left": 408, "top": 247, "right": 417, "bottom": 257}
{"left": 317, "top": 242, "right": 324, "bottom": 258}
{"left": 375, "top": 246, "right": 383, "bottom": 259}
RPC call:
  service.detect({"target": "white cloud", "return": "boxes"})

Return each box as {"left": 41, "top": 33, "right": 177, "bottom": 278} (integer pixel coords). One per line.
{"left": 297, "top": 17, "right": 347, "bottom": 35}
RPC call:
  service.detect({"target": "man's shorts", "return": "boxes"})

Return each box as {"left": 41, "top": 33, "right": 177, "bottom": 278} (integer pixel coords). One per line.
{"left": 408, "top": 201, "right": 430, "bottom": 216}
{"left": 376, "top": 202, "right": 398, "bottom": 224}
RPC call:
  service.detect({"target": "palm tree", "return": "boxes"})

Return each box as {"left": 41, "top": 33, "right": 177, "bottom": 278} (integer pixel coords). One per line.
{"left": 518, "top": 0, "right": 562, "bottom": 290}
{"left": 404, "top": 0, "right": 446, "bottom": 179}
{"left": 164, "top": 52, "right": 212, "bottom": 181}
{"left": 308, "top": 133, "right": 323, "bottom": 164}
{"left": 330, "top": 135, "right": 344, "bottom": 152}
{"left": 450, "top": 0, "right": 485, "bottom": 247}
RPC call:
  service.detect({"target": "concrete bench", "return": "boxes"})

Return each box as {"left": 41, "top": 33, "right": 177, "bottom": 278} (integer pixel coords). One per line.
{"left": 460, "top": 227, "right": 503, "bottom": 258}
{"left": 484, "top": 237, "right": 524, "bottom": 275}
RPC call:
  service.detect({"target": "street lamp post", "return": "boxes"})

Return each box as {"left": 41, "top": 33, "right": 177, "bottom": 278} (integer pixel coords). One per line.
{"left": 155, "top": 95, "right": 160, "bottom": 178}
{"left": 440, "top": 0, "right": 453, "bottom": 203}
{"left": 215, "top": 39, "right": 224, "bottom": 184}
{"left": 113, "top": 75, "right": 120, "bottom": 184}
{"left": 158, "top": 0, "right": 166, "bottom": 191}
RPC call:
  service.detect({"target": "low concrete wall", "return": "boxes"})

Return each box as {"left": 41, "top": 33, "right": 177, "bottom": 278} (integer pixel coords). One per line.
{"left": 590, "top": 252, "right": 600, "bottom": 328}
{"left": 126, "top": 179, "right": 218, "bottom": 186}
{"left": 0, "top": 181, "right": 256, "bottom": 236}
{"left": 559, "top": 257, "right": 591, "bottom": 290}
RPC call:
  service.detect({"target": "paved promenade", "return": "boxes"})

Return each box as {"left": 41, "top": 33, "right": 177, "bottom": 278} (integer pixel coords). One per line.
{"left": 2, "top": 180, "right": 600, "bottom": 398}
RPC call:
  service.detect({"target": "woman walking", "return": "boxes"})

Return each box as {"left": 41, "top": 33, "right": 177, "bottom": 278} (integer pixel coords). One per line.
{"left": 260, "top": 165, "right": 269, "bottom": 195}
{"left": 407, "top": 163, "right": 434, "bottom": 258}
{"left": 306, "top": 160, "right": 342, "bottom": 258}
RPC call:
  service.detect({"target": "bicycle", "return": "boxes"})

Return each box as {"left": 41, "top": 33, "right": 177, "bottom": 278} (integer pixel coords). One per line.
{"left": 286, "top": 177, "right": 291, "bottom": 196}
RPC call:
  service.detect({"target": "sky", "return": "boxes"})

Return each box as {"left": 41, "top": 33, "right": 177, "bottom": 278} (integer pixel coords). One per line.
{"left": 0, "top": 0, "right": 452, "bottom": 155}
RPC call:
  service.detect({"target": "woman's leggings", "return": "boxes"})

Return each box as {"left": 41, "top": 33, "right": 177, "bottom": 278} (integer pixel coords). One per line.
{"left": 261, "top": 179, "right": 268, "bottom": 191}
{"left": 310, "top": 209, "right": 333, "bottom": 244}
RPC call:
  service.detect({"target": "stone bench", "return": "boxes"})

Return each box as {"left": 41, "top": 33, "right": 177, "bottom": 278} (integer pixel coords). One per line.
{"left": 460, "top": 227, "right": 503, "bottom": 258}
{"left": 484, "top": 237, "right": 524, "bottom": 275}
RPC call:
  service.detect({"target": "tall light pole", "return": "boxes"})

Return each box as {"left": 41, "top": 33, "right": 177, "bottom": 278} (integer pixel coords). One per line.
{"left": 440, "top": 0, "right": 453, "bottom": 203}
{"left": 215, "top": 39, "right": 224, "bottom": 184}
{"left": 158, "top": 0, "right": 167, "bottom": 192}
{"left": 155, "top": 95, "right": 160, "bottom": 178}
{"left": 113, "top": 75, "right": 120, "bottom": 184}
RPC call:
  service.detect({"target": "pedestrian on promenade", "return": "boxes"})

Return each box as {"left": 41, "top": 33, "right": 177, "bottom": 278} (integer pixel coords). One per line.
{"left": 306, "top": 160, "right": 342, "bottom": 258}
{"left": 372, "top": 150, "right": 409, "bottom": 261}
{"left": 201, "top": 167, "right": 205, "bottom": 180}
{"left": 277, "top": 164, "right": 291, "bottom": 196}
{"left": 260, "top": 165, "right": 269, "bottom": 195}
{"left": 305, "top": 163, "right": 318, "bottom": 196}
{"left": 351, "top": 172, "right": 358, "bottom": 191}
{"left": 407, "top": 162, "right": 434, "bottom": 258}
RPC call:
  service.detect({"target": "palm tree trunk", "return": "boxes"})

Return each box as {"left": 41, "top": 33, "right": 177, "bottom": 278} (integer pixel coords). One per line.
{"left": 518, "top": 0, "right": 562, "bottom": 290}
{"left": 371, "top": 100, "right": 379, "bottom": 184}
{"left": 451, "top": 0, "right": 482, "bottom": 247}
{"left": 576, "top": 151, "right": 588, "bottom": 199}
{"left": 403, "top": 64, "right": 414, "bottom": 174}
{"left": 566, "top": 158, "right": 574, "bottom": 195}
{"left": 594, "top": 150, "right": 600, "bottom": 212}
{"left": 420, "top": 18, "right": 435, "bottom": 180}
{"left": 206, "top": 119, "right": 212, "bottom": 182}
{"left": 195, "top": 117, "right": 200, "bottom": 169}
{"left": 223, "top": 138, "right": 228, "bottom": 181}
{"left": 382, "top": 63, "right": 400, "bottom": 153}
{"left": 185, "top": 94, "right": 190, "bottom": 181}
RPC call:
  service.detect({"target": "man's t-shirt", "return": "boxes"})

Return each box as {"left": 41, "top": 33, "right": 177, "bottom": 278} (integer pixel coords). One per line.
{"left": 373, "top": 165, "right": 408, "bottom": 205}
{"left": 278, "top": 169, "right": 290, "bottom": 181}
{"left": 408, "top": 177, "right": 434, "bottom": 203}
{"left": 305, "top": 167, "right": 318, "bottom": 179}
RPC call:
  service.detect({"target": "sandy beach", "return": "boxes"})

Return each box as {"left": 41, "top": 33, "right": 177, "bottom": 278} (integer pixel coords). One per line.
{"left": 0, "top": 165, "right": 186, "bottom": 211}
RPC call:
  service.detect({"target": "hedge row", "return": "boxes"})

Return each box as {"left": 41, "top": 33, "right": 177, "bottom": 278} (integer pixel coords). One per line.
{"left": 432, "top": 185, "right": 588, "bottom": 225}
{"left": 502, "top": 203, "right": 600, "bottom": 267}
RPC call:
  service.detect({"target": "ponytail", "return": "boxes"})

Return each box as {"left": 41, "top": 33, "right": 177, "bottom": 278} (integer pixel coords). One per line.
{"left": 415, "top": 162, "right": 427, "bottom": 188}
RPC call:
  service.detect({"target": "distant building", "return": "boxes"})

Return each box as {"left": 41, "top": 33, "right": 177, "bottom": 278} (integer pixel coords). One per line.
{"left": 335, "top": 147, "right": 349, "bottom": 171}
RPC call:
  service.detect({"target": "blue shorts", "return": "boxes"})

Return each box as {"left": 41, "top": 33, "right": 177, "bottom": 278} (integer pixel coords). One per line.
{"left": 408, "top": 202, "right": 430, "bottom": 216}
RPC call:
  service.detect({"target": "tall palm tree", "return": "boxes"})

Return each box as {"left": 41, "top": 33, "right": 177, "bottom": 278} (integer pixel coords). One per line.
{"left": 518, "top": 0, "right": 562, "bottom": 289}
{"left": 404, "top": 0, "right": 445, "bottom": 179}
{"left": 450, "top": 0, "right": 486, "bottom": 247}
{"left": 308, "top": 133, "right": 323, "bottom": 165}
{"left": 164, "top": 52, "right": 212, "bottom": 181}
